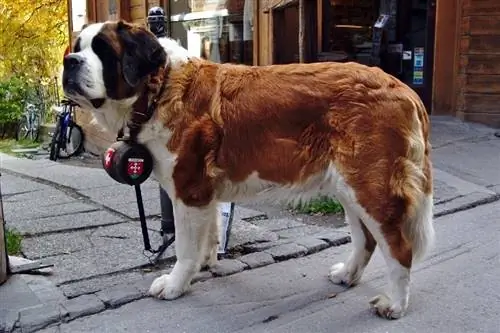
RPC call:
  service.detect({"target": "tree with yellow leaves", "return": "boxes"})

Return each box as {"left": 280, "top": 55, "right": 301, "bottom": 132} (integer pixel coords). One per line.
{"left": 0, "top": 0, "right": 69, "bottom": 83}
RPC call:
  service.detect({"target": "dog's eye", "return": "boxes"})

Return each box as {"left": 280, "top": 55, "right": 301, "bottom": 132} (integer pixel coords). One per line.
{"left": 91, "top": 34, "right": 118, "bottom": 59}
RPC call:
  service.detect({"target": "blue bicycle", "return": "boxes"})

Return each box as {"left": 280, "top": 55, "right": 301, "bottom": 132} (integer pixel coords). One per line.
{"left": 49, "top": 99, "right": 84, "bottom": 161}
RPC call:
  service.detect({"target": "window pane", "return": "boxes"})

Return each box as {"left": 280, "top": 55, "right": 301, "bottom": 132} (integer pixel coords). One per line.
{"left": 72, "top": 0, "right": 87, "bottom": 32}
{"left": 169, "top": 0, "right": 253, "bottom": 65}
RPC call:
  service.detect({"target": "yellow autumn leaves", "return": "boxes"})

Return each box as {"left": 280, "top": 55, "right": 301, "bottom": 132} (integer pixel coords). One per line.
{"left": 0, "top": 0, "right": 69, "bottom": 83}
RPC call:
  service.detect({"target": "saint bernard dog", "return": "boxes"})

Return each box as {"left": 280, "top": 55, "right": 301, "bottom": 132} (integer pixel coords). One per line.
{"left": 62, "top": 20, "right": 435, "bottom": 319}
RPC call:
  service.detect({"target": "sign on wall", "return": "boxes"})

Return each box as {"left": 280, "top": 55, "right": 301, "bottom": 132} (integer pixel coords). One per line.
{"left": 412, "top": 47, "right": 424, "bottom": 85}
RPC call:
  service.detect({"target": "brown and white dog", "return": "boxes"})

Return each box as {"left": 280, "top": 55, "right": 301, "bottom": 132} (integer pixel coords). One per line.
{"left": 62, "top": 21, "right": 435, "bottom": 319}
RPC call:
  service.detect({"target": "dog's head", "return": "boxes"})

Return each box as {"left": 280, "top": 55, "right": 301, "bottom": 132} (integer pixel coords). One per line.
{"left": 62, "top": 20, "right": 167, "bottom": 111}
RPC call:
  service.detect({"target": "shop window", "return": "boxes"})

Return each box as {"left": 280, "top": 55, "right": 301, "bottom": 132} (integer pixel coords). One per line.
{"left": 71, "top": 0, "right": 88, "bottom": 32}
{"left": 321, "top": 0, "right": 379, "bottom": 64}
{"left": 109, "top": 0, "right": 118, "bottom": 20}
{"left": 169, "top": 0, "right": 254, "bottom": 65}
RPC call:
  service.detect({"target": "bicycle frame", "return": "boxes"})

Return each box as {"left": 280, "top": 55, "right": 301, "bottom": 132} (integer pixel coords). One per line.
{"left": 57, "top": 104, "right": 74, "bottom": 148}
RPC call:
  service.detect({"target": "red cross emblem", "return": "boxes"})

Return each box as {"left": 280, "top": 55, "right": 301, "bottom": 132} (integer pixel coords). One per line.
{"left": 104, "top": 148, "right": 115, "bottom": 170}
{"left": 127, "top": 158, "right": 144, "bottom": 179}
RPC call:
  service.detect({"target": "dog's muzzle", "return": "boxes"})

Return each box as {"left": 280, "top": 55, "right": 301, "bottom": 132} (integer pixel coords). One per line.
{"left": 62, "top": 54, "right": 85, "bottom": 96}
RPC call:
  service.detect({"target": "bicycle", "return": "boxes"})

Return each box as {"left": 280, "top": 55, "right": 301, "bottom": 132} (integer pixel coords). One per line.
{"left": 49, "top": 99, "right": 84, "bottom": 161}
{"left": 15, "top": 103, "right": 41, "bottom": 142}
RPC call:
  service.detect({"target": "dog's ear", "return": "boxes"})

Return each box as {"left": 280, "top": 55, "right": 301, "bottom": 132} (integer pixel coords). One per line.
{"left": 117, "top": 21, "right": 167, "bottom": 87}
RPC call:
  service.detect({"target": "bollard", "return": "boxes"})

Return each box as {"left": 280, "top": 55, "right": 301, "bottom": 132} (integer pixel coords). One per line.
{"left": 159, "top": 185, "right": 175, "bottom": 235}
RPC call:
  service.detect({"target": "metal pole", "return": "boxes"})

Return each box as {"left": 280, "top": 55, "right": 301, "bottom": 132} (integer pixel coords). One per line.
{"left": 0, "top": 172, "right": 10, "bottom": 284}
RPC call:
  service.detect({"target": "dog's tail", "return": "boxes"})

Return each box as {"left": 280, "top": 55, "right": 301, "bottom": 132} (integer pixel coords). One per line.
{"left": 390, "top": 94, "right": 435, "bottom": 263}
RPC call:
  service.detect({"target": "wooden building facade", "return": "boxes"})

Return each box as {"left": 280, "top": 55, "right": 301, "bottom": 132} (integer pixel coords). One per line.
{"left": 67, "top": 0, "right": 500, "bottom": 155}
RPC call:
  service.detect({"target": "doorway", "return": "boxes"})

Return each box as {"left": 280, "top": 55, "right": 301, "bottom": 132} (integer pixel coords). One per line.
{"left": 320, "top": 0, "right": 436, "bottom": 112}
{"left": 393, "top": 0, "right": 436, "bottom": 112}
{"left": 272, "top": 0, "right": 318, "bottom": 64}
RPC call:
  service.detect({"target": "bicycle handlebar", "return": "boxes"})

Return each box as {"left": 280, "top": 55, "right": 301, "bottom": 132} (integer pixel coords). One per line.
{"left": 61, "top": 99, "right": 80, "bottom": 107}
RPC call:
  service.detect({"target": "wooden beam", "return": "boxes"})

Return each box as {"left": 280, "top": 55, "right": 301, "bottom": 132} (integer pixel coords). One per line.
{"left": 87, "top": 0, "right": 97, "bottom": 22}
{"left": 253, "top": 0, "right": 259, "bottom": 65}
{"left": 67, "top": 0, "right": 74, "bottom": 47}
{"left": 432, "top": 0, "right": 460, "bottom": 115}
{"left": 317, "top": 0, "right": 322, "bottom": 54}
{"left": 120, "top": 0, "right": 131, "bottom": 21}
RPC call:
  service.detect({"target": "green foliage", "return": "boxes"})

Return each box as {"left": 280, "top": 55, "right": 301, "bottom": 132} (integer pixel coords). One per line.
{"left": 291, "top": 196, "right": 344, "bottom": 215}
{"left": 6, "top": 227, "right": 23, "bottom": 256}
{"left": 0, "top": 76, "right": 29, "bottom": 125}
{"left": 0, "top": 139, "right": 40, "bottom": 154}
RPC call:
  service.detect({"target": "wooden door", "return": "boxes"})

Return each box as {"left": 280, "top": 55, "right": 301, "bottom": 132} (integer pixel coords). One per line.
{"left": 273, "top": 3, "right": 299, "bottom": 64}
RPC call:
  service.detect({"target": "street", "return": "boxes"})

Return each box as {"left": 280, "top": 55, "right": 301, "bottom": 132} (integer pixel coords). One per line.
{"left": 41, "top": 200, "right": 500, "bottom": 333}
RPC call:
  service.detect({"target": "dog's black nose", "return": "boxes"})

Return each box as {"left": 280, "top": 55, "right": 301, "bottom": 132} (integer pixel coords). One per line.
{"left": 63, "top": 54, "right": 84, "bottom": 70}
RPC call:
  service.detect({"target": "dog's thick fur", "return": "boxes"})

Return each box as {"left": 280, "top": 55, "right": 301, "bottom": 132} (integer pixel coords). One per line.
{"left": 62, "top": 20, "right": 435, "bottom": 319}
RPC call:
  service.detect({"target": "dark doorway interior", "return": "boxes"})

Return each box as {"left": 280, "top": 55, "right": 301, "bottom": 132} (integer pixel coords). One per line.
{"left": 273, "top": 3, "right": 299, "bottom": 64}
{"left": 319, "top": 0, "right": 436, "bottom": 112}
{"left": 393, "top": 0, "right": 436, "bottom": 112}
{"left": 272, "top": 0, "right": 317, "bottom": 64}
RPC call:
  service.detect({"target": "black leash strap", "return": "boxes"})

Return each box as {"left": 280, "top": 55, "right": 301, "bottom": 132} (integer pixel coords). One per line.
{"left": 134, "top": 184, "right": 152, "bottom": 251}
{"left": 134, "top": 182, "right": 175, "bottom": 264}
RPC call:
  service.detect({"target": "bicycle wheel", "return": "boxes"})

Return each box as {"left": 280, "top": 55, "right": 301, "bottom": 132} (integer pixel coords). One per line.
{"left": 49, "top": 121, "right": 61, "bottom": 161}
{"left": 57, "top": 122, "right": 84, "bottom": 159}
{"left": 28, "top": 115, "right": 40, "bottom": 142}
{"left": 15, "top": 118, "right": 29, "bottom": 141}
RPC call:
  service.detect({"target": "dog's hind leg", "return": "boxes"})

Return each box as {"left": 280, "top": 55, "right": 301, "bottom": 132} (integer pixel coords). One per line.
{"left": 149, "top": 200, "right": 218, "bottom": 300}
{"left": 329, "top": 207, "right": 376, "bottom": 287}
{"left": 201, "top": 210, "right": 220, "bottom": 269}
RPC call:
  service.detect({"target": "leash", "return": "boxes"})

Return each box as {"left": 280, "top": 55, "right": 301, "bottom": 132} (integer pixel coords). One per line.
{"left": 108, "top": 67, "right": 175, "bottom": 265}
{"left": 134, "top": 181, "right": 175, "bottom": 263}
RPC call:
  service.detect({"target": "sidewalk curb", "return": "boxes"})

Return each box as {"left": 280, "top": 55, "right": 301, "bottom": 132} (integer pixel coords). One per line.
{"left": 434, "top": 192, "right": 500, "bottom": 217}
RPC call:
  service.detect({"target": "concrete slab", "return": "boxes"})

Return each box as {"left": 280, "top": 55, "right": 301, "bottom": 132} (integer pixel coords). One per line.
{"left": 4, "top": 201, "right": 98, "bottom": 224}
{"left": 22, "top": 231, "right": 94, "bottom": 259}
{"left": 433, "top": 168, "right": 497, "bottom": 204}
{"left": 433, "top": 138, "right": 500, "bottom": 189}
{"left": 42, "top": 223, "right": 164, "bottom": 285}
{"left": 6, "top": 210, "right": 126, "bottom": 236}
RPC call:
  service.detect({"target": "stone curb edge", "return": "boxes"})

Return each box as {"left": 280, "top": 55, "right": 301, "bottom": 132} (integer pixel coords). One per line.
{"left": 9, "top": 233, "right": 352, "bottom": 333}
{"left": 433, "top": 191, "right": 500, "bottom": 218}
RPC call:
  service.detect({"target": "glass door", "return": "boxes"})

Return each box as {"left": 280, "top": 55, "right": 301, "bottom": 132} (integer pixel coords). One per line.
{"left": 168, "top": 0, "right": 254, "bottom": 65}
{"left": 394, "top": 0, "right": 436, "bottom": 111}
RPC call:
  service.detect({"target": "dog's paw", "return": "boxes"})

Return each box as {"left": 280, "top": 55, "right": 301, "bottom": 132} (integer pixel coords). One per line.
{"left": 328, "top": 262, "right": 357, "bottom": 286}
{"left": 369, "top": 294, "right": 407, "bottom": 320}
{"left": 204, "top": 246, "right": 218, "bottom": 269}
{"left": 148, "top": 274, "right": 187, "bottom": 300}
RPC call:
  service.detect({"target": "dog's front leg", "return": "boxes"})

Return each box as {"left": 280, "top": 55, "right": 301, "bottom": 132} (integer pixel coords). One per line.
{"left": 149, "top": 200, "right": 218, "bottom": 300}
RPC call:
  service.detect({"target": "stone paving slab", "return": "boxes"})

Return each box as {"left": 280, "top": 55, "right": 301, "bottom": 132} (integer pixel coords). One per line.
{"left": 433, "top": 137, "right": 500, "bottom": 188}
{"left": 3, "top": 188, "right": 76, "bottom": 206}
{"left": 18, "top": 303, "right": 62, "bottom": 333}
{"left": 105, "top": 198, "right": 162, "bottom": 218}
{"left": 433, "top": 168, "right": 497, "bottom": 204}
{"left": 8, "top": 210, "right": 126, "bottom": 236}
{"left": 228, "top": 220, "right": 279, "bottom": 249}
{"left": 239, "top": 252, "right": 275, "bottom": 269}
{"left": 4, "top": 201, "right": 99, "bottom": 225}
{"left": 22, "top": 231, "right": 94, "bottom": 259}
{"left": 79, "top": 181, "right": 161, "bottom": 205}
{"left": 275, "top": 225, "right": 332, "bottom": 239}
{"left": 60, "top": 294, "right": 105, "bottom": 322}
{"left": 58, "top": 271, "right": 147, "bottom": 299}
{"left": 434, "top": 191, "right": 500, "bottom": 217}
{"left": 0, "top": 173, "right": 51, "bottom": 194}
{"left": 0, "top": 154, "right": 118, "bottom": 190}
{"left": 37, "top": 224, "right": 165, "bottom": 285}
{"left": 96, "top": 285, "right": 143, "bottom": 308}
